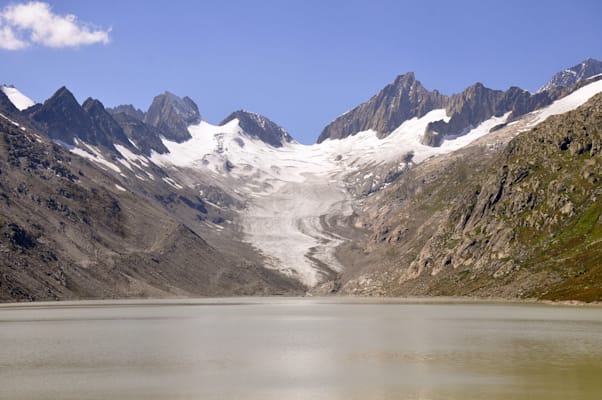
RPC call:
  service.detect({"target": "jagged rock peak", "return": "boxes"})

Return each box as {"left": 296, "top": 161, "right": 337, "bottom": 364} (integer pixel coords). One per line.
{"left": 392, "top": 71, "right": 416, "bottom": 85}
{"left": 49, "top": 86, "right": 79, "bottom": 106}
{"left": 144, "top": 91, "right": 201, "bottom": 143}
{"left": 82, "top": 97, "right": 106, "bottom": 113}
{"left": 29, "top": 86, "right": 89, "bottom": 145}
{"left": 317, "top": 72, "right": 448, "bottom": 143}
{"left": 29, "top": 87, "right": 132, "bottom": 151}
{"left": 220, "top": 110, "right": 294, "bottom": 148}
{"left": 538, "top": 58, "right": 602, "bottom": 93}
{"left": 107, "top": 104, "right": 145, "bottom": 121}
{"left": 82, "top": 97, "right": 132, "bottom": 149}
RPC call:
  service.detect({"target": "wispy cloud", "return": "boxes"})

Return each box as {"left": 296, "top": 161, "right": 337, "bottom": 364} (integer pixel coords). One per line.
{"left": 0, "top": 1, "right": 110, "bottom": 50}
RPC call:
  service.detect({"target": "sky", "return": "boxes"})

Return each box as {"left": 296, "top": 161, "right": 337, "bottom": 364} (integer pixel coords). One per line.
{"left": 1, "top": 0, "right": 601, "bottom": 144}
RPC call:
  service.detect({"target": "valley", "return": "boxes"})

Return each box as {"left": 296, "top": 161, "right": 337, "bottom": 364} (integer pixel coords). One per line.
{"left": 1, "top": 58, "right": 602, "bottom": 302}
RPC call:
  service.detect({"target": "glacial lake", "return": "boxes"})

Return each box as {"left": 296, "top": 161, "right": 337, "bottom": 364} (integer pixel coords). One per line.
{"left": 0, "top": 298, "right": 601, "bottom": 400}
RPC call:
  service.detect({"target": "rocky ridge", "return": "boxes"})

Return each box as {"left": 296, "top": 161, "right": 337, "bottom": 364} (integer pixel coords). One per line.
{"left": 27, "top": 87, "right": 133, "bottom": 152}
{"left": 317, "top": 72, "right": 447, "bottom": 143}
{"left": 319, "top": 59, "right": 602, "bottom": 148}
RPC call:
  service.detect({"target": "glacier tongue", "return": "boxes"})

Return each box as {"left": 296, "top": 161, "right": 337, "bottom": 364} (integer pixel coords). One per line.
{"left": 241, "top": 168, "right": 353, "bottom": 286}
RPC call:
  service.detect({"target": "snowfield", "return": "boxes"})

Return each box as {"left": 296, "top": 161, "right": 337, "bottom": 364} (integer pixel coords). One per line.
{"left": 532, "top": 79, "right": 602, "bottom": 125}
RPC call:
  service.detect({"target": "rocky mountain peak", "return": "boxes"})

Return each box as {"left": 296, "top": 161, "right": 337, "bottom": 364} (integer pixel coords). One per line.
{"left": 463, "top": 81, "right": 486, "bottom": 94}
{"left": 144, "top": 91, "right": 201, "bottom": 143}
{"left": 48, "top": 86, "right": 80, "bottom": 109}
{"left": 317, "top": 72, "right": 448, "bottom": 143}
{"left": 538, "top": 58, "right": 602, "bottom": 93}
{"left": 28, "top": 88, "right": 132, "bottom": 151}
{"left": 318, "top": 58, "right": 602, "bottom": 148}
{"left": 82, "top": 97, "right": 105, "bottom": 113}
{"left": 220, "top": 110, "right": 294, "bottom": 148}
{"left": 82, "top": 97, "right": 132, "bottom": 149}
{"left": 392, "top": 71, "right": 416, "bottom": 86}
{"left": 29, "top": 86, "right": 91, "bottom": 145}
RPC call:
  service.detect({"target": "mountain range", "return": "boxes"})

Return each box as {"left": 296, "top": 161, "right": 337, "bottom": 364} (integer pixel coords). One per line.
{"left": 1, "top": 57, "right": 602, "bottom": 302}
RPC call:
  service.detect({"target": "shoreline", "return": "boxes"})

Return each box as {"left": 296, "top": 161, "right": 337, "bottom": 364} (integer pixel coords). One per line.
{"left": 1, "top": 294, "right": 600, "bottom": 308}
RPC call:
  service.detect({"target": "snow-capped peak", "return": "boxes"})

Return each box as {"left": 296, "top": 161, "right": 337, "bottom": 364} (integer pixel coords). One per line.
{"left": 1, "top": 84, "right": 36, "bottom": 111}
{"left": 220, "top": 110, "right": 295, "bottom": 147}
{"left": 538, "top": 58, "right": 602, "bottom": 93}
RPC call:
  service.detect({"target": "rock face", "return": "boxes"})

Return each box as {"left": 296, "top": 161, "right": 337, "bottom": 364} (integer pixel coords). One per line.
{"left": 539, "top": 58, "right": 602, "bottom": 93}
{"left": 317, "top": 72, "right": 448, "bottom": 143}
{"left": 82, "top": 98, "right": 132, "bottom": 149}
{"left": 220, "top": 110, "right": 294, "bottom": 147}
{"left": 144, "top": 92, "right": 201, "bottom": 143}
{"left": 423, "top": 84, "right": 552, "bottom": 146}
{"left": 107, "top": 104, "right": 145, "bottom": 121}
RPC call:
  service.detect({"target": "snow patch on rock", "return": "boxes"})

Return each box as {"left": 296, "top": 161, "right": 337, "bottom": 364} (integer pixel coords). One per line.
{"left": 1, "top": 85, "right": 35, "bottom": 111}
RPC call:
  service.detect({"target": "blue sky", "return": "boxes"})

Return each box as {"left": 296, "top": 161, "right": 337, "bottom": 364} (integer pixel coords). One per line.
{"left": 1, "top": 0, "right": 601, "bottom": 143}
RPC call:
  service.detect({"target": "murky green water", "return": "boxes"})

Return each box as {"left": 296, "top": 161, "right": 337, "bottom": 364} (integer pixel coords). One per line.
{"left": 0, "top": 298, "right": 601, "bottom": 399}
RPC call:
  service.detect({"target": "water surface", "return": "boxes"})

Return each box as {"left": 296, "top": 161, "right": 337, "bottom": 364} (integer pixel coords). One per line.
{"left": 1, "top": 297, "right": 601, "bottom": 399}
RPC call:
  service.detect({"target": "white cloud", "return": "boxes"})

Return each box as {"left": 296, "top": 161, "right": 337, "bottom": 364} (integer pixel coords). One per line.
{"left": 0, "top": 25, "right": 27, "bottom": 50}
{"left": 0, "top": 1, "right": 110, "bottom": 50}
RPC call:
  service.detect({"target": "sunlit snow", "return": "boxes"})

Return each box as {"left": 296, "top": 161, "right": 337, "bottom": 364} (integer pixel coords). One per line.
{"left": 532, "top": 79, "right": 602, "bottom": 125}
{"left": 1, "top": 85, "right": 35, "bottom": 111}
{"left": 70, "top": 140, "right": 122, "bottom": 173}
